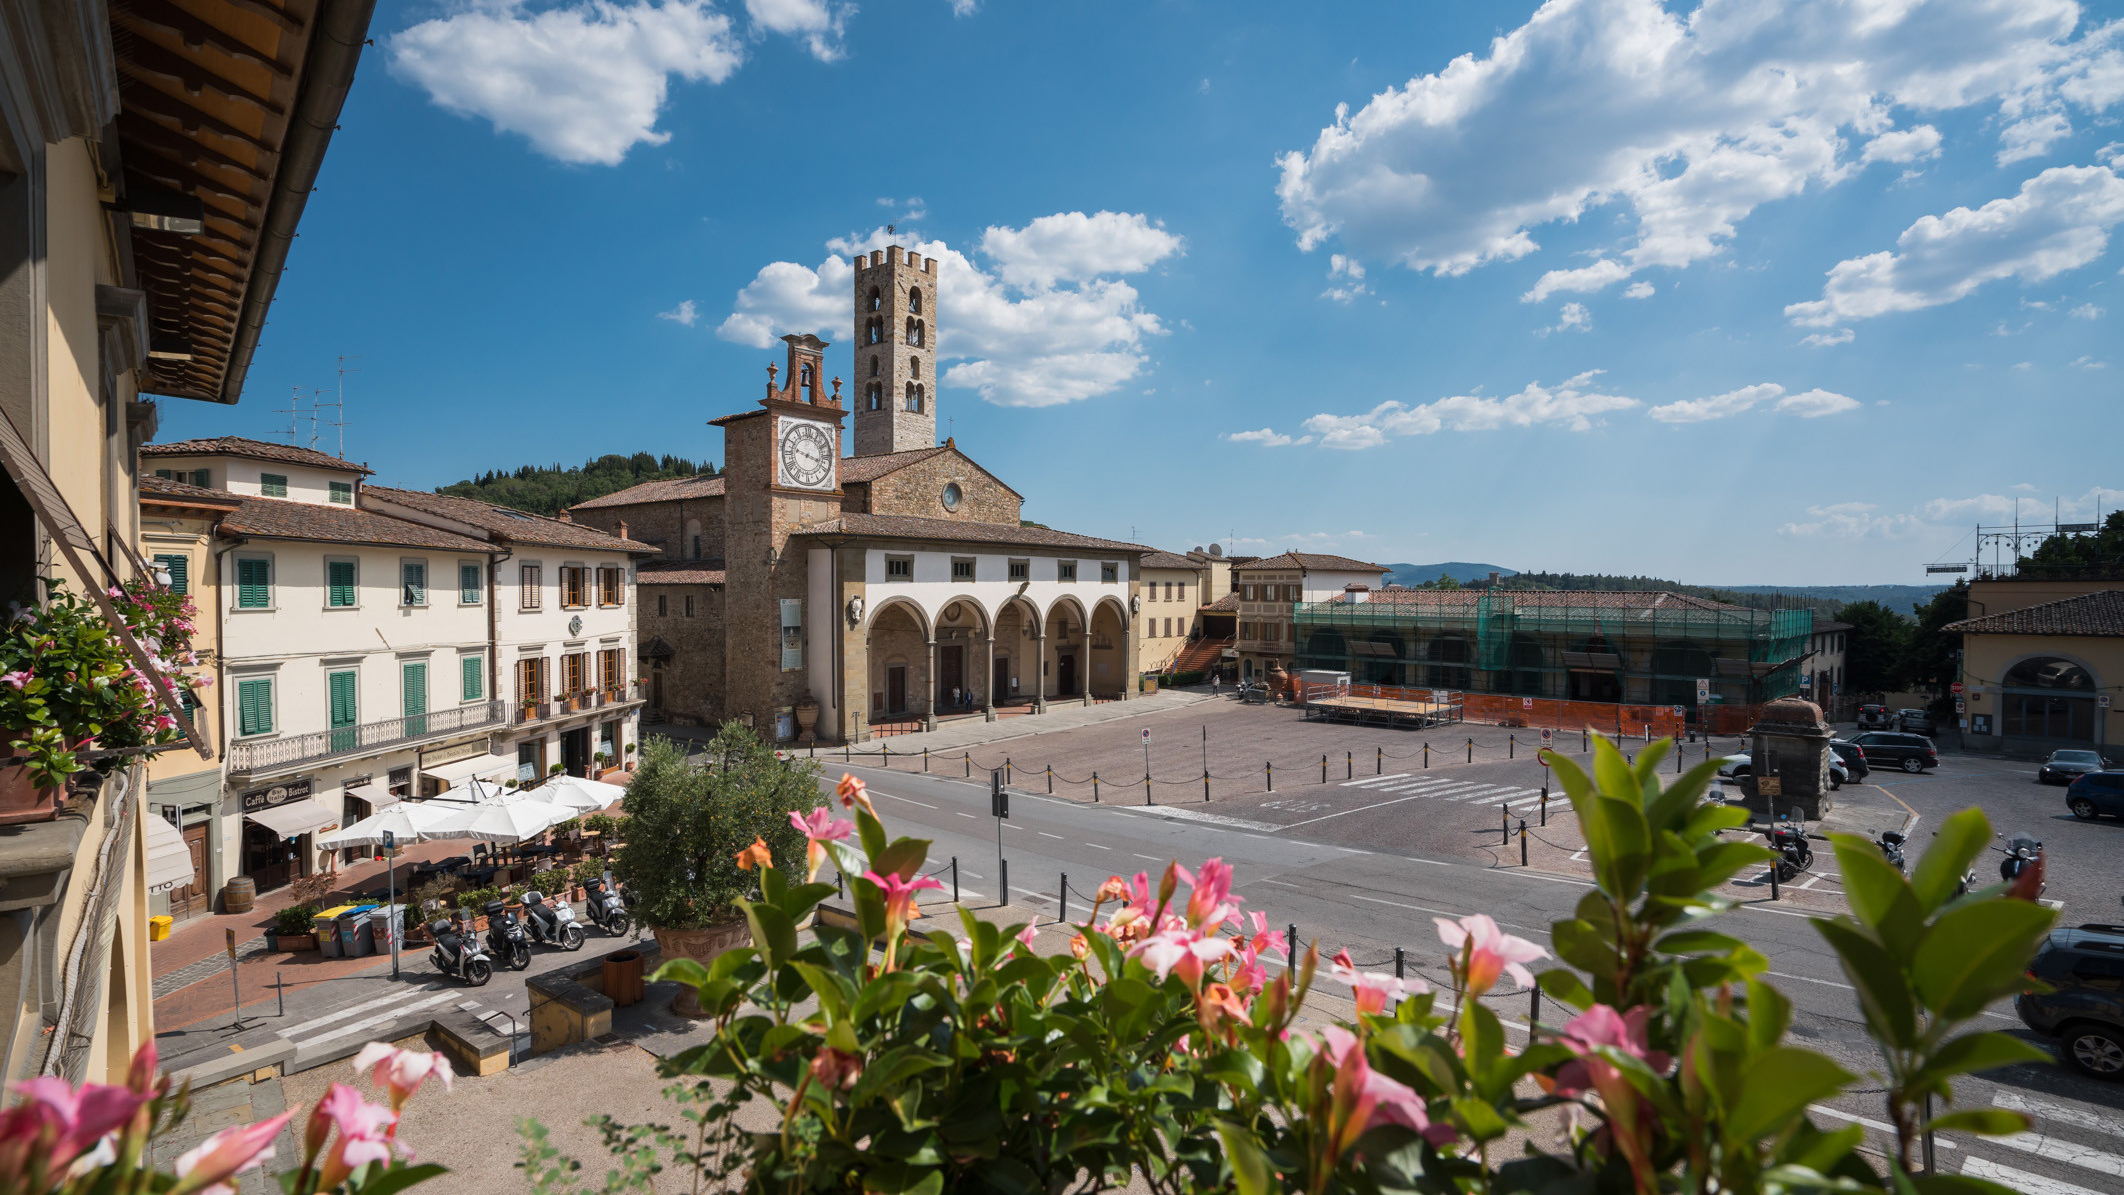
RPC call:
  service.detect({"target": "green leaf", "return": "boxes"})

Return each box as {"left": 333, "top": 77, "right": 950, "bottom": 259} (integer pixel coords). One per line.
{"left": 1725, "top": 1047, "right": 1854, "bottom": 1143}
{"left": 871, "top": 836, "right": 933, "bottom": 882}
{"left": 1912, "top": 808, "right": 1991, "bottom": 912}
{"left": 1813, "top": 917, "right": 1919, "bottom": 1049}
{"left": 348, "top": 1163, "right": 450, "bottom": 1195}
{"left": 1214, "top": 1120, "right": 1272, "bottom": 1195}
{"left": 856, "top": 806, "right": 889, "bottom": 860}
{"left": 1913, "top": 899, "right": 2055, "bottom": 1020}
{"left": 1927, "top": 1109, "right": 2031, "bottom": 1137}
{"left": 1831, "top": 833, "right": 1926, "bottom": 960}
{"left": 1551, "top": 919, "right": 1622, "bottom": 976}
{"left": 742, "top": 898, "right": 798, "bottom": 968}
{"left": 1537, "top": 968, "right": 1595, "bottom": 1012}
{"left": 1912, "top": 1031, "right": 2050, "bottom": 1090}
{"left": 1745, "top": 977, "right": 1792, "bottom": 1054}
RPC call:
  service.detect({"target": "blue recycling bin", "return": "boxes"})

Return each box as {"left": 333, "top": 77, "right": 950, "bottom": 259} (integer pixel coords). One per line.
{"left": 336, "top": 904, "right": 377, "bottom": 957}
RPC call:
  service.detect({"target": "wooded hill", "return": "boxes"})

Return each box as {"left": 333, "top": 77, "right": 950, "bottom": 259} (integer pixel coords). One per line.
{"left": 436, "top": 453, "right": 717, "bottom": 516}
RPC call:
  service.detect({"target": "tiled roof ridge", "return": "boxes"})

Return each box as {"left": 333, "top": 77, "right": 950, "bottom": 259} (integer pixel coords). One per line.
{"left": 142, "top": 435, "right": 373, "bottom": 474}
{"left": 798, "top": 512, "right": 1151, "bottom": 553}
{"left": 1944, "top": 588, "right": 2124, "bottom": 636}
{"left": 365, "top": 485, "right": 655, "bottom": 554}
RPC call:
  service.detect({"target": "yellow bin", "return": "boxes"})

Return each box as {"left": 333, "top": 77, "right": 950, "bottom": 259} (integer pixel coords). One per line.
{"left": 147, "top": 915, "right": 172, "bottom": 942}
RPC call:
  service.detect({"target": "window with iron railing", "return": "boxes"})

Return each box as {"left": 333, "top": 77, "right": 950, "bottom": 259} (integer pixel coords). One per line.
{"left": 562, "top": 652, "right": 587, "bottom": 694}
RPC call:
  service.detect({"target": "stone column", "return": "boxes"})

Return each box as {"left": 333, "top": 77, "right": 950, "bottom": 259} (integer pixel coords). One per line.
{"left": 1743, "top": 697, "right": 1834, "bottom": 821}
{"left": 1081, "top": 622, "right": 1095, "bottom": 707}
{"left": 1031, "top": 629, "right": 1047, "bottom": 714}
{"left": 924, "top": 638, "right": 939, "bottom": 732}
{"left": 984, "top": 635, "right": 997, "bottom": 722}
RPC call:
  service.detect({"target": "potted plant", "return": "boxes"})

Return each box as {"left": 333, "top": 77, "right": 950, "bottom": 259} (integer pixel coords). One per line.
{"left": 615, "top": 726, "right": 819, "bottom": 1016}
{"left": 550, "top": 762, "right": 565, "bottom": 777}
{"left": 624, "top": 741, "right": 637, "bottom": 772}
{"left": 1, "top": 578, "right": 200, "bottom": 824}
{"left": 569, "top": 860, "right": 596, "bottom": 901}
{"left": 271, "top": 903, "right": 321, "bottom": 951}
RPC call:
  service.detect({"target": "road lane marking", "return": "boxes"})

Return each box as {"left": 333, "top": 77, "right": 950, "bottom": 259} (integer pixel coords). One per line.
{"left": 1283, "top": 788, "right": 1477, "bottom": 827}
{"left": 276, "top": 984, "right": 445, "bottom": 1038}
{"left": 881, "top": 793, "right": 936, "bottom": 808}
{"left": 1766, "top": 970, "right": 1854, "bottom": 991}
{"left": 1342, "top": 774, "right": 1411, "bottom": 788}
{"left": 1133, "top": 853, "right": 1164, "bottom": 862}
{"left": 1084, "top": 842, "right": 1111, "bottom": 850}
{"left": 1994, "top": 1091, "right": 2124, "bottom": 1141}
{"left": 1961, "top": 1157, "right": 2105, "bottom": 1195}
{"left": 1352, "top": 894, "right": 1461, "bottom": 917}
{"left": 956, "top": 812, "right": 976, "bottom": 819}
{"left": 1809, "top": 1104, "right": 1957, "bottom": 1148}
{"left": 1260, "top": 879, "right": 1301, "bottom": 888}
{"left": 1039, "top": 832, "right": 1065, "bottom": 839}
{"left": 287, "top": 990, "right": 461, "bottom": 1052}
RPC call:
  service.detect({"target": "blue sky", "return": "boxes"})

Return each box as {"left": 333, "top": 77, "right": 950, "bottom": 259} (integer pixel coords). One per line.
{"left": 159, "top": 0, "right": 2124, "bottom": 586}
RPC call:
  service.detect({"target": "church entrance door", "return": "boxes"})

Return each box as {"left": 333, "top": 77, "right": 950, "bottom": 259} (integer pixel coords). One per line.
{"left": 940, "top": 645, "right": 965, "bottom": 710}
{"left": 1057, "top": 653, "right": 1077, "bottom": 697}
{"left": 886, "top": 665, "right": 907, "bottom": 714}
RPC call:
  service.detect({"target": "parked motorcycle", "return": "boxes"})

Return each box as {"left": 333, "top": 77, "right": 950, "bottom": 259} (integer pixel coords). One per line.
{"left": 1875, "top": 829, "right": 1908, "bottom": 874}
{"left": 1766, "top": 818, "right": 1814, "bottom": 882}
{"left": 429, "top": 914, "right": 493, "bottom": 986}
{"left": 583, "top": 875, "right": 632, "bottom": 939}
{"left": 1997, "top": 832, "right": 2044, "bottom": 896}
{"left": 521, "top": 890, "right": 585, "bottom": 951}
{"left": 483, "top": 899, "right": 531, "bottom": 971}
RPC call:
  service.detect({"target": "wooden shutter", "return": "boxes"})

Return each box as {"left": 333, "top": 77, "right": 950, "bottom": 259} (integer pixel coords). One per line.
{"left": 154, "top": 553, "right": 188, "bottom": 596}
{"left": 402, "top": 561, "right": 426, "bottom": 605}
{"left": 402, "top": 662, "right": 427, "bottom": 716}
{"left": 462, "top": 654, "right": 483, "bottom": 701}
{"left": 329, "top": 671, "right": 357, "bottom": 728}
{"left": 460, "top": 562, "right": 481, "bottom": 604}
{"left": 238, "top": 678, "right": 272, "bottom": 735}
{"left": 327, "top": 559, "right": 356, "bottom": 607}
{"left": 236, "top": 558, "right": 270, "bottom": 607}
{"left": 190, "top": 469, "right": 210, "bottom": 488}
{"left": 261, "top": 474, "right": 287, "bottom": 497}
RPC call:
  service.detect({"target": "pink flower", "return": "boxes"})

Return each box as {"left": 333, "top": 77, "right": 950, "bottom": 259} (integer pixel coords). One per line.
{"left": 1130, "top": 925, "right": 1232, "bottom": 989}
{"left": 172, "top": 1113, "right": 291, "bottom": 1193}
{"left": 351, "top": 1043, "right": 452, "bottom": 1112}
{"left": 8, "top": 1076, "right": 151, "bottom": 1170}
{"left": 1328, "top": 948, "right": 1428, "bottom": 1015}
{"left": 836, "top": 773, "right": 876, "bottom": 816}
{"left": 861, "top": 870, "right": 944, "bottom": 942}
{"left": 789, "top": 807, "right": 854, "bottom": 881}
{"left": 1434, "top": 913, "right": 1546, "bottom": 996}
{"left": 0, "top": 671, "right": 28, "bottom": 689}
{"left": 810, "top": 1046, "right": 862, "bottom": 1091}
{"left": 309, "top": 1083, "right": 396, "bottom": 1188}
{"left": 1239, "top": 910, "right": 1284, "bottom": 958}
{"left": 1315, "top": 1027, "right": 1455, "bottom": 1155}
{"left": 1184, "top": 857, "right": 1241, "bottom": 927}
{"left": 1552, "top": 1005, "right": 1670, "bottom": 1098}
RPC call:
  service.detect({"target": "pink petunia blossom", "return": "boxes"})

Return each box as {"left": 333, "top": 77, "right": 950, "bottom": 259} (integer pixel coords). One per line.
{"left": 173, "top": 1112, "right": 292, "bottom": 1192}
{"left": 310, "top": 1082, "right": 396, "bottom": 1188}
{"left": 861, "top": 870, "right": 944, "bottom": 941}
{"left": 1315, "top": 1027, "right": 1456, "bottom": 1153}
{"left": 1130, "top": 925, "right": 1233, "bottom": 989}
{"left": 1328, "top": 948, "right": 1428, "bottom": 1015}
{"left": 1184, "top": 857, "right": 1242, "bottom": 928}
{"left": 1434, "top": 913, "right": 1547, "bottom": 996}
{"left": 0, "top": 671, "right": 29, "bottom": 689}
{"left": 789, "top": 808, "right": 854, "bottom": 881}
{"left": 351, "top": 1043, "right": 452, "bottom": 1113}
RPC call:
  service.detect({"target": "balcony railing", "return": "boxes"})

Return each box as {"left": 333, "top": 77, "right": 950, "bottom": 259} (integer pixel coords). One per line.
{"left": 511, "top": 682, "right": 644, "bottom": 725}
{"left": 228, "top": 699, "right": 508, "bottom": 775}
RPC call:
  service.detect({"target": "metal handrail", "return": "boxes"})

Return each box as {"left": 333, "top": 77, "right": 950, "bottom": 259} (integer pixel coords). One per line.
{"left": 228, "top": 699, "right": 507, "bottom": 773}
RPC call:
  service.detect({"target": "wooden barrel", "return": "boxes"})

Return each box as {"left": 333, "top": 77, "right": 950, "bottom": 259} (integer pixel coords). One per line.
{"left": 222, "top": 876, "right": 257, "bottom": 914}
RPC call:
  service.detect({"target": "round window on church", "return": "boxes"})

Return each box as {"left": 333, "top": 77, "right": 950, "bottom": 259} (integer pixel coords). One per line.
{"left": 942, "top": 482, "right": 962, "bottom": 512}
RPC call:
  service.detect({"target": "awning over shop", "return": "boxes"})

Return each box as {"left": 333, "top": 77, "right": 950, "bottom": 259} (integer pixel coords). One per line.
{"left": 420, "top": 752, "right": 515, "bottom": 790}
{"left": 244, "top": 797, "right": 340, "bottom": 839}
{"left": 142, "top": 814, "right": 194, "bottom": 895}
{"left": 344, "top": 779, "right": 397, "bottom": 811}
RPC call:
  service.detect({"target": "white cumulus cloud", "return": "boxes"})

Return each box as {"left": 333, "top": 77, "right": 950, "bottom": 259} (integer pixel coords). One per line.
{"left": 716, "top": 216, "right": 1179, "bottom": 407}
{"left": 2071, "top": 302, "right": 2104, "bottom": 318}
{"left": 1786, "top": 165, "right": 2124, "bottom": 325}
{"left": 1648, "top": 382, "right": 1860, "bottom": 422}
{"left": 743, "top": 0, "right": 849, "bottom": 61}
{"left": 1298, "top": 371, "right": 1639, "bottom": 449}
{"left": 1862, "top": 125, "right": 1944, "bottom": 165}
{"left": 1777, "top": 502, "right": 1925, "bottom": 539}
{"left": 389, "top": 0, "right": 744, "bottom": 166}
{"left": 1800, "top": 328, "right": 1855, "bottom": 346}
{"left": 1999, "top": 112, "right": 2073, "bottom": 165}
{"left": 1322, "top": 253, "right": 1371, "bottom": 303}
{"left": 1275, "top": 0, "right": 2115, "bottom": 298}
{"left": 1621, "top": 281, "right": 1655, "bottom": 299}
{"left": 978, "top": 211, "right": 1184, "bottom": 290}
{"left": 1538, "top": 302, "right": 1591, "bottom": 335}
{"left": 1775, "top": 388, "right": 1862, "bottom": 417}
{"left": 657, "top": 299, "right": 699, "bottom": 325}
{"left": 1224, "top": 428, "right": 1312, "bottom": 447}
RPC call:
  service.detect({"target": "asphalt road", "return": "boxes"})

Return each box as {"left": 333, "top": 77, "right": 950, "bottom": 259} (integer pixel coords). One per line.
{"left": 831, "top": 757, "right": 2124, "bottom": 1195}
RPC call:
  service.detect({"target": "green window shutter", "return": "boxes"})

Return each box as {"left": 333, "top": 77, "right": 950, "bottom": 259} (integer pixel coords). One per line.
{"left": 154, "top": 469, "right": 175, "bottom": 480}
{"left": 462, "top": 654, "right": 483, "bottom": 701}
{"left": 327, "top": 560, "right": 356, "bottom": 607}
{"left": 237, "top": 678, "right": 273, "bottom": 735}
{"left": 190, "top": 469, "right": 210, "bottom": 487}
{"left": 329, "top": 672, "right": 358, "bottom": 727}
{"left": 236, "top": 558, "right": 270, "bottom": 608}
{"left": 154, "top": 554, "right": 188, "bottom": 596}
{"left": 328, "top": 481, "right": 353, "bottom": 504}
{"left": 460, "top": 562, "right": 481, "bottom": 604}
{"left": 402, "top": 663, "right": 427, "bottom": 716}
{"left": 402, "top": 562, "right": 426, "bottom": 606}
{"left": 260, "top": 473, "right": 287, "bottom": 497}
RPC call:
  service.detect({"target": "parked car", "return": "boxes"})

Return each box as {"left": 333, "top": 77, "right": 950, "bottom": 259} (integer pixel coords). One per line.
{"left": 1893, "top": 708, "right": 1936, "bottom": 735}
{"left": 2017, "top": 922, "right": 2124, "bottom": 1078}
{"left": 1829, "top": 739, "right": 1870, "bottom": 781}
{"left": 1856, "top": 704, "right": 1893, "bottom": 730}
{"left": 1846, "top": 731, "right": 1938, "bottom": 773}
{"left": 2041, "top": 748, "right": 2114, "bottom": 786}
{"left": 1717, "top": 752, "right": 1850, "bottom": 790}
{"left": 2066, "top": 771, "right": 2124, "bottom": 821}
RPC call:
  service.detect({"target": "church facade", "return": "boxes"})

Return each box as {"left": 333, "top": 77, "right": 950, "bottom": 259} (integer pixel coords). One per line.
{"left": 572, "top": 245, "right": 1148, "bottom": 742}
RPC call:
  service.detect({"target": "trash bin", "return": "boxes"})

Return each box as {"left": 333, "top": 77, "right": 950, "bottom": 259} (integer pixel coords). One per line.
{"left": 336, "top": 905, "right": 377, "bottom": 958}
{"left": 368, "top": 904, "right": 398, "bottom": 956}
{"left": 147, "top": 915, "right": 172, "bottom": 942}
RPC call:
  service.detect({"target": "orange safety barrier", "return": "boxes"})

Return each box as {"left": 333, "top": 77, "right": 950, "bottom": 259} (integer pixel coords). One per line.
{"left": 1294, "top": 678, "right": 1766, "bottom": 739}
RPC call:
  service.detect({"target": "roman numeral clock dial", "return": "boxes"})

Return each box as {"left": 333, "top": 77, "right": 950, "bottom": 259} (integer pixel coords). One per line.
{"left": 778, "top": 419, "right": 835, "bottom": 489}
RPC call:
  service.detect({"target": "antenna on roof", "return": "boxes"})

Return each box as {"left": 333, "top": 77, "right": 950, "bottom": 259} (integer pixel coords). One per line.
{"left": 325, "top": 355, "right": 360, "bottom": 459}
{"left": 275, "top": 386, "right": 312, "bottom": 446}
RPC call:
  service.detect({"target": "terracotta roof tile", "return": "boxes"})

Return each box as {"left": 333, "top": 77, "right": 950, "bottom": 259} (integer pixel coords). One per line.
{"left": 138, "top": 475, "right": 241, "bottom": 506}
{"left": 1202, "top": 593, "right": 1240, "bottom": 612}
{"left": 1140, "top": 550, "right": 1201, "bottom": 570}
{"left": 1944, "top": 589, "right": 2124, "bottom": 637}
{"left": 797, "top": 513, "right": 1150, "bottom": 553}
{"left": 365, "top": 486, "right": 656, "bottom": 555}
{"left": 567, "top": 473, "right": 728, "bottom": 510}
{"left": 143, "top": 436, "right": 373, "bottom": 475}
{"left": 219, "top": 497, "right": 494, "bottom": 553}
{"left": 1238, "top": 552, "right": 1391, "bottom": 572}
{"left": 1343, "top": 588, "right": 1751, "bottom": 613}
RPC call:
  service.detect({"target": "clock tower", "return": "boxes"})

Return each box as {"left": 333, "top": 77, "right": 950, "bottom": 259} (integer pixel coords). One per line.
{"left": 712, "top": 332, "right": 847, "bottom": 735}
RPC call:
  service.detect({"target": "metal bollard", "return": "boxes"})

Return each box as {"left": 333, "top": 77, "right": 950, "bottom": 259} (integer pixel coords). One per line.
{"left": 924, "top": 747, "right": 930, "bottom": 772}
{"left": 1093, "top": 772, "right": 1100, "bottom": 802}
{"left": 845, "top": 741, "right": 851, "bottom": 763}
{"left": 1582, "top": 727, "right": 1589, "bottom": 751}
{"left": 1321, "top": 754, "right": 1327, "bottom": 783}
{"left": 1048, "top": 765, "right": 1054, "bottom": 794}
{"left": 1006, "top": 758, "right": 1012, "bottom": 786}
{"left": 1530, "top": 985, "right": 1541, "bottom": 1037}
{"left": 1059, "top": 873, "right": 1068, "bottom": 922}
{"left": 277, "top": 969, "right": 284, "bottom": 1018}
{"left": 964, "top": 752, "right": 971, "bottom": 777}
{"left": 952, "top": 856, "right": 960, "bottom": 903}
{"left": 1146, "top": 769, "right": 1153, "bottom": 806}
{"left": 1502, "top": 806, "right": 1510, "bottom": 845}
{"left": 883, "top": 742, "right": 890, "bottom": 768}
{"left": 1676, "top": 745, "right": 1683, "bottom": 774}
{"left": 837, "top": 872, "right": 845, "bottom": 898}
{"left": 1203, "top": 770, "right": 1211, "bottom": 802}
{"left": 1424, "top": 743, "right": 1430, "bottom": 769}
{"left": 1519, "top": 820, "right": 1528, "bottom": 866}
{"left": 1376, "top": 746, "right": 1382, "bottom": 775}
{"left": 1468, "top": 737, "right": 1474, "bottom": 763}
{"left": 1266, "top": 761, "right": 1273, "bottom": 791}
{"left": 1770, "top": 860, "right": 1780, "bottom": 901}
{"left": 1001, "top": 858, "right": 1009, "bottom": 904}
{"left": 1287, "top": 923, "right": 1298, "bottom": 964}
{"left": 1540, "top": 785, "right": 1549, "bottom": 826}
{"left": 1393, "top": 947, "right": 1405, "bottom": 979}
{"left": 1510, "top": 734, "right": 1515, "bottom": 759}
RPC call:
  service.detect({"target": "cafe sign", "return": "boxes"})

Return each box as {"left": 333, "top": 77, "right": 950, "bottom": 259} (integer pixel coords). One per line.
{"left": 239, "top": 778, "right": 312, "bottom": 812}
{"left": 420, "top": 739, "right": 488, "bottom": 769}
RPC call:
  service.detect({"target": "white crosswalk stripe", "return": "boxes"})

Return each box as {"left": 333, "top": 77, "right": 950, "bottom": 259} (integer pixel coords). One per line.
{"left": 1372, "top": 778, "right": 1465, "bottom": 794}
{"left": 1962, "top": 1156, "right": 2108, "bottom": 1195}
{"left": 1993, "top": 1091, "right": 2124, "bottom": 1143}
{"left": 276, "top": 984, "right": 444, "bottom": 1039}
{"left": 280, "top": 988, "right": 459, "bottom": 1052}
{"left": 1341, "top": 773, "right": 1412, "bottom": 788}
{"left": 1938, "top": 1089, "right": 2124, "bottom": 1190}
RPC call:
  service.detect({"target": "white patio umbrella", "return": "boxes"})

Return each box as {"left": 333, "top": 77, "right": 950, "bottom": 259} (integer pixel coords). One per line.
{"left": 315, "top": 800, "right": 461, "bottom": 850}
{"left": 422, "top": 796, "right": 574, "bottom": 844}
{"left": 540, "top": 775, "right": 626, "bottom": 814}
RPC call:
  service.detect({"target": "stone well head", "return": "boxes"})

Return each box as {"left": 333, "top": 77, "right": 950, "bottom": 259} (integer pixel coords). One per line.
{"left": 1744, "top": 696, "right": 1834, "bottom": 821}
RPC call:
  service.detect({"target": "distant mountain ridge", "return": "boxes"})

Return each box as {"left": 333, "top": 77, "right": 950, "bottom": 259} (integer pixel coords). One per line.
{"left": 1380, "top": 564, "right": 1945, "bottom": 619}
{"left": 1714, "top": 584, "right": 1949, "bottom": 617}
{"left": 1383, "top": 562, "right": 1517, "bottom": 586}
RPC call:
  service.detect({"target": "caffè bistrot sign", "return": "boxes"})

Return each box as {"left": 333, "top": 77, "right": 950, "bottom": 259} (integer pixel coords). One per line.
{"left": 239, "top": 778, "right": 312, "bottom": 812}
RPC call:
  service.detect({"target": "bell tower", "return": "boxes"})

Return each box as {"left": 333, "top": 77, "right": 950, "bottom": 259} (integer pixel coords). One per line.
{"left": 851, "top": 245, "right": 938, "bottom": 456}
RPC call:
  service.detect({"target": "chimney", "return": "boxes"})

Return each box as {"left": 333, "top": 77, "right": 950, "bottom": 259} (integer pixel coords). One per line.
{"left": 618, "top": 520, "right": 630, "bottom": 540}
{"left": 558, "top": 510, "right": 573, "bottom": 523}
{"left": 1344, "top": 583, "right": 1369, "bottom": 604}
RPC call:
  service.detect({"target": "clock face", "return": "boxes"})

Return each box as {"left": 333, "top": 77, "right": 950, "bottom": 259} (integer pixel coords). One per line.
{"left": 778, "top": 419, "right": 835, "bottom": 489}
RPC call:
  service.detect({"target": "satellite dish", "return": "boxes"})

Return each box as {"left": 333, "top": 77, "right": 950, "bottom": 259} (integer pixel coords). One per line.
{"left": 1208, "top": 544, "right": 1224, "bottom": 558}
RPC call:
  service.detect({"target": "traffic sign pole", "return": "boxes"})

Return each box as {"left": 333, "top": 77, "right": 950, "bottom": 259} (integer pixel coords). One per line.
{"left": 384, "top": 829, "right": 400, "bottom": 978}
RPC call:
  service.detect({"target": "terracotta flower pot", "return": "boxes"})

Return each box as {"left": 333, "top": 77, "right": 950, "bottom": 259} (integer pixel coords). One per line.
{"left": 0, "top": 746, "right": 60, "bottom": 827}
{"left": 654, "top": 919, "right": 752, "bottom": 1017}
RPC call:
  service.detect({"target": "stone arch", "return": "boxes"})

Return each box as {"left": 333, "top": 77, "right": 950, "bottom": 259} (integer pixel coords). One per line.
{"left": 865, "top": 318, "right": 882, "bottom": 345}
{"left": 1089, "top": 596, "right": 1131, "bottom": 699}
{"left": 915, "top": 320, "right": 927, "bottom": 347}
{"left": 864, "top": 597, "right": 931, "bottom": 723}
{"left": 869, "top": 355, "right": 879, "bottom": 377}
{"left": 867, "top": 286, "right": 881, "bottom": 312}
{"left": 905, "top": 315, "right": 917, "bottom": 342}
{"left": 909, "top": 286, "right": 923, "bottom": 314}
{"left": 1045, "top": 595, "right": 1092, "bottom": 701}
{"left": 1505, "top": 632, "right": 1545, "bottom": 696}
{"left": 865, "top": 383, "right": 882, "bottom": 411}
{"left": 992, "top": 594, "right": 1042, "bottom": 706}
{"left": 1998, "top": 651, "right": 2101, "bottom": 744}
{"left": 863, "top": 594, "right": 931, "bottom": 639}
{"left": 2002, "top": 653, "right": 2096, "bottom": 690}
{"left": 933, "top": 597, "right": 992, "bottom": 714}
{"left": 1425, "top": 633, "right": 1471, "bottom": 690}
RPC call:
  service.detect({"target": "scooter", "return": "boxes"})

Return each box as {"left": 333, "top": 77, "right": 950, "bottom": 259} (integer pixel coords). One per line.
{"left": 1997, "top": 833, "right": 2044, "bottom": 896}
{"left": 583, "top": 875, "right": 632, "bottom": 939}
{"left": 429, "top": 914, "right": 493, "bottom": 986}
{"left": 521, "top": 890, "right": 585, "bottom": 951}
{"left": 1875, "top": 829, "right": 1908, "bottom": 874}
{"left": 483, "top": 899, "right": 531, "bottom": 971}
{"left": 1766, "top": 818, "right": 1814, "bottom": 883}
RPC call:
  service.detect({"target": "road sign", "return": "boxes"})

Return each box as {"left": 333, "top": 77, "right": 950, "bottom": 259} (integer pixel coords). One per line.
{"left": 224, "top": 928, "right": 238, "bottom": 960}
{"left": 1758, "top": 777, "right": 1783, "bottom": 797}
{"left": 382, "top": 829, "right": 395, "bottom": 850}
{"left": 1521, "top": 697, "right": 1534, "bottom": 709}
{"left": 990, "top": 770, "right": 1009, "bottom": 819}
{"left": 1537, "top": 747, "right": 1555, "bottom": 767}
{"left": 1142, "top": 729, "right": 1150, "bottom": 743}
{"left": 1799, "top": 673, "right": 1813, "bottom": 688}
{"left": 1951, "top": 682, "right": 1965, "bottom": 694}
{"left": 1695, "top": 678, "right": 1710, "bottom": 701}
{"left": 1672, "top": 705, "right": 1687, "bottom": 717}
{"left": 1540, "top": 728, "right": 1552, "bottom": 742}
{"left": 2100, "top": 694, "right": 2112, "bottom": 708}
{"left": 1955, "top": 700, "right": 1966, "bottom": 714}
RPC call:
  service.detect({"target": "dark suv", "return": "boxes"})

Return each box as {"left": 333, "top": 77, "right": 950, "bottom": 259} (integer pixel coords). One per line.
{"left": 1857, "top": 704, "right": 1893, "bottom": 730}
{"left": 2018, "top": 923, "right": 2124, "bottom": 1078}
{"left": 1829, "top": 739, "right": 1871, "bottom": 781}
{"left": 2067, "top": 771, "right": 2124, "bottom": 821}
{"left": 1847, "top": 731, "right": 1938, "bottom": 774}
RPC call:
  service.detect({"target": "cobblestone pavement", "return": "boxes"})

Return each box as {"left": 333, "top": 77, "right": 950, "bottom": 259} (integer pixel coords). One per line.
{"left": 153, "top": 935, "right": 270, "bottom": 999}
